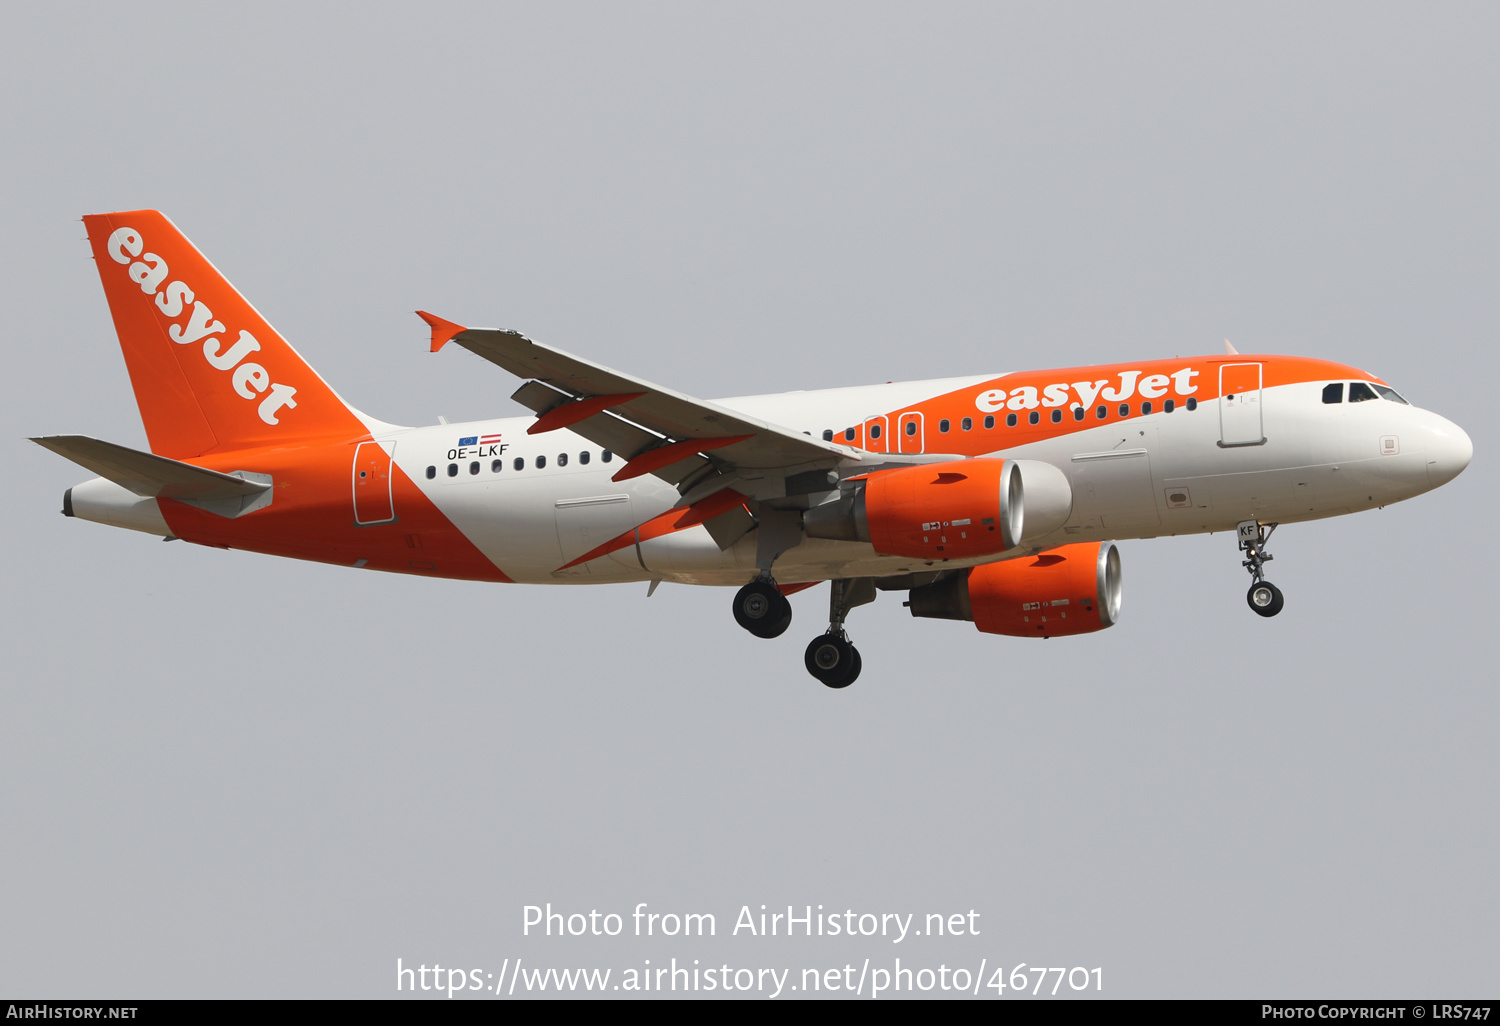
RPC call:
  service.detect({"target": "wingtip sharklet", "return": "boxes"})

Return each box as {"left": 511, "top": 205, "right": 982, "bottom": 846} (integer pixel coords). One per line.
{"left": 417, "top": 310, "right": 468, "bottom": 353}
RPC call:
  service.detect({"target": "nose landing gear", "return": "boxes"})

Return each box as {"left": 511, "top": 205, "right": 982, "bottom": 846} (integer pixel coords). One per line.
{"left": 1238, "top": 520, "right": 1284, "bottom": 618}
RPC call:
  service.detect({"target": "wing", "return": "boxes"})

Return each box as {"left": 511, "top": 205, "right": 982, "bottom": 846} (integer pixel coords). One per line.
{"left": 418, "top": 311, "right": 863, "bottom": 496}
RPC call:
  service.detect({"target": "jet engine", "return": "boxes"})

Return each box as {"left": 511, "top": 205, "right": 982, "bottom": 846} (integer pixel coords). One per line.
{"left": 906, "top": 541, "right": 1122, "bottom": 637}
{"left": 804, "top": 458, "right": 1072, "bottom": 561}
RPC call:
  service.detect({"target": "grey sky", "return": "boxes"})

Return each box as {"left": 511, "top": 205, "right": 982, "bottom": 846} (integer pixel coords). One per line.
{"left": 2, "top": 2, "right": 1495, "bottom": 998}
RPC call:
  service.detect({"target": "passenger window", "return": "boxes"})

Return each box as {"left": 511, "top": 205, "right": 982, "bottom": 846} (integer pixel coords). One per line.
{"left": 425, "top": 466, "right": 436, "bottom": 479}
{"left": 869, "top": 424, "right": 882, "bottom": 439}
{"left": 1073, "top": 407, "right": 1085, "bottom": 421}
{"left": 1164, "top": 399, "right": 1175, "bottom": 412}
{"left": 822, "top": 429, "right": 833, "bottom": 441}
{"left": 1006, "top": 413, "right": 1017, "bottom": 427}
{"left": 961, "top": 417, "right": 972, "bottom": 431}
{"left": 469, "top": 461, "right": 479, "bottom": 475}
{"left": 1322, "top": 382, "right": 1344, "bottom": 404}
{"left": 1349, "top": 382, "right": 1378, "bottom": 403}
{"left": 1186, "top": 397, "right": 1197, "bottom": 411}
{"left": 1372, "top": 384, "right": 1409, "bottom": 405}
{"left": 1119, "top": 403, "right": 1130, "bottom": 418}
{"left": 1051, "top": 409, "right": 1062, "bottom": 423}
{"left": 984, "top": 415, "right": 995, "bottom": 429}
{"left": 579, "top": 451, "right": 590, "bottom": 465}
{"left": 844, "top": 428, "right": 856, "bottom": 441}
{"left": 1141, "top": 401, "right": 1153, "bottom": 415}
{"left": 1096, "top": 405, "right": 1107, "bottom": 419}
{"left": 513, "top": 457, "right": 524, "bottom": 471}
{"left": 602, "top": 450, "right": 613, "bottom": 463}
{"left": 558, "top": 453, "right": 568, "bottom": 467}
{"left": 492, "top": 460, "right": 503, "bottom": 472}
{"left": 1028, "top": 411, "right": 1040, "bottom": 425}
{"left": 536, "top": 455, "right": 547, "bottom": 469}
{"left": 447, "top": 463, "right": 458, "bottom": 477}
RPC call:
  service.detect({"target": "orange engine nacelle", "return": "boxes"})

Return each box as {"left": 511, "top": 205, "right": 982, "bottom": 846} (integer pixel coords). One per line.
{"left": 907, "top": 541, "right": 1122, "bottom": 638}
{"left": 862, "top": 458, "right": 1022, "bottom": 560}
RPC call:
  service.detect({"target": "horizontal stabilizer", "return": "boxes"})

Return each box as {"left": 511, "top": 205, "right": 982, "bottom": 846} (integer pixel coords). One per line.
{"left": 32, "top": 435, "right": 271, "bottom": 515}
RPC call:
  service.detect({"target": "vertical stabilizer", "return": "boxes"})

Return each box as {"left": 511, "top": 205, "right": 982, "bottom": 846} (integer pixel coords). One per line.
{"left": 83, "top": 210, "right": 368, "bottom": 458}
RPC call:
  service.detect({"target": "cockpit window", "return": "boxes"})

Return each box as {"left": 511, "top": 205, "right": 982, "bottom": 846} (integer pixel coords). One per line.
{"left": 1372, "top": 384, "right": 1409, "bottom": 405}
{"left": 1348, "top": 382, "right": 1379, "bottom": 403}
{"left": 1322, "top": 383, "right": 1344, "bottom": 404}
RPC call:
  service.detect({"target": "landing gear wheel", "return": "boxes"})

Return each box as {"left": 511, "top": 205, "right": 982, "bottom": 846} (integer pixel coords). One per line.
{"left": 1246, "top": 581, "right": 1284, "bottom": 617}
{"left": 804, "top": 633, "right": 861, "bottom": 688}
{"left": 734, "top": 580, "right": 792, "bottom": 638}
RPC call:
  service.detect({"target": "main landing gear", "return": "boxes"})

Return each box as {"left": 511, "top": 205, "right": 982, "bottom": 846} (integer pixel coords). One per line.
{"left": 805, "top": 634, "right": 860, "bottom": 689}
{"left": 732, "top": 576, "right": 792, "bottom": 639}
{"left": 732, "top": 576, "right": 874, "bottom": 688}
{"left": 803, "top": 578, "right": 875, "bottom": 689}
{"left": 1238, "top": 519, "right": 1285, "bottom": 618}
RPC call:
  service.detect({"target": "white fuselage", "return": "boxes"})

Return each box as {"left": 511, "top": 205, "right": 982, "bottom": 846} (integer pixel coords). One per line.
{"left": 383, "top": 376, "right": 1470, "bottom": 586}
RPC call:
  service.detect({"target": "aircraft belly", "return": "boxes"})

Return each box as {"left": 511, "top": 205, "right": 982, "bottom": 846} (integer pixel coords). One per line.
{"left": 440, "top": 478, "right": 567, "bottom": 581}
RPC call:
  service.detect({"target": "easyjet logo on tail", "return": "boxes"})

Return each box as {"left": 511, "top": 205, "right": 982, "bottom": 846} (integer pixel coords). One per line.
{"left": 106, "top": 226, "right": 299, "bottom": 426}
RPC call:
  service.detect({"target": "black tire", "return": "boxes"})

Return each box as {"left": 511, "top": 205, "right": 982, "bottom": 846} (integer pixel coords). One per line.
{"left": 805, "top": 634, "right": 860, "bottom": 688}
{"left": 1246, "top": 580, "right": 1284, "bottom": 617}
{"left": 761, "top": 604, "right": 793, "bottom": 639}
{"left": 734, "top": 580, "right": 792, "bottom": 638}
{"left": 841, "top": 648, "right": 862, "bottom": 688}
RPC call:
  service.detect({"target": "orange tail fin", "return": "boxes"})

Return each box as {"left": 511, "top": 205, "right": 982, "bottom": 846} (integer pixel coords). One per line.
{"left": 83, "top": 210, "right": 369, "bottom": 459}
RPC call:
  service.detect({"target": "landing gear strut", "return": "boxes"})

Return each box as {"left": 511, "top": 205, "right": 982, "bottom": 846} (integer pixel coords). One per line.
{"left": 804, "top": 578, "right": 874, "bottom": 689}
{"left": 1238, "top": 520, "right": 1284, "bottom": 617}
{"left": 732, "top": 576, "right": 792, "bottom": 638}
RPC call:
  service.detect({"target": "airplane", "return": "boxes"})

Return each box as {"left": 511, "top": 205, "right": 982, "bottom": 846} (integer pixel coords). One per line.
{"left": 34, "top": 210, "right": 1473, "bottom": 688}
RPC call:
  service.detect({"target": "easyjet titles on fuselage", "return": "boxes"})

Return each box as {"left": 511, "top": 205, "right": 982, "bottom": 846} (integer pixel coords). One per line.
{"left": 104, "top": 226, "right": 299, "bottom": 427}
{"left": 974, "top": 367, "right": 1200, "bottom": 413}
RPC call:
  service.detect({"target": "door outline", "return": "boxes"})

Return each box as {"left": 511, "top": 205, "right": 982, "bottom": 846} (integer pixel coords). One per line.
{"left": 353, "top": 440, "right": 397, "bottom": 525}
{"left": 1218, "top": 362, "right": 1266, "bottom": 447}
{"left": 897, "top": 411, "right": 924, "bottom": 453}
{"left": 863, "top": 415, "right": 890, "bottom": 453}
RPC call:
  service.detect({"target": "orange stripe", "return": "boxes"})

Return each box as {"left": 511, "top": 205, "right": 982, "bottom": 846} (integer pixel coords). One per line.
{"left": 836, "top": 355, "right": 1380, "bottom": 457}
{"left": 158, "top": 440, "right": 514, "bottom": 583}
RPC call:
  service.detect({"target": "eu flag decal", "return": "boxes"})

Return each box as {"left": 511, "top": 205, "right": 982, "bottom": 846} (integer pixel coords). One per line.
{"left": 458, "top": 436, "right": 478, "bottom": 447}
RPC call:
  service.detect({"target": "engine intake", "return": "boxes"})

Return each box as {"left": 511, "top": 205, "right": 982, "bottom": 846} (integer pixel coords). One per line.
{"left": 907, "top": 541, "right": 1121, "bottom": 637}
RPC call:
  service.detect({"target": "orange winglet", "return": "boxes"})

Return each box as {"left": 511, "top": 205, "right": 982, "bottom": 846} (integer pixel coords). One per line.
{"left": 416, "top": 310, "right": 468, "bottom": 352}
{"left": 528, "top": 392, "right": 646, "bottom": 435}
{"left": 611, "top": 435, "right": 752, "bottom": 482}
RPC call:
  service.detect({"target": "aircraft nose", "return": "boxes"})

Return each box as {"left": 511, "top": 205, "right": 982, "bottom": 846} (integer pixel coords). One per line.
{"left": 1426, "top": 416, "right": 1473, "bottom": 488}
